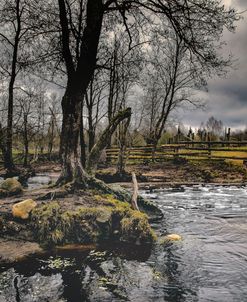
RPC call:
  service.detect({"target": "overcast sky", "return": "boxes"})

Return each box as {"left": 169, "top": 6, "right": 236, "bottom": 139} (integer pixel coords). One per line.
{"left": 178, "top": 0, "right": 247, "bottom": 130}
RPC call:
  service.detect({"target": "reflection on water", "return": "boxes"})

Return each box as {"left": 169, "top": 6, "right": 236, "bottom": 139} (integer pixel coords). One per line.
{"left": 27, "top": 174, "right": 51, "bottom": 190}
{"left": 0, "top": 174, "right": 51, "bottom": 190}
{"left": 0, "top": 185, "right": 247, "bottom": 301}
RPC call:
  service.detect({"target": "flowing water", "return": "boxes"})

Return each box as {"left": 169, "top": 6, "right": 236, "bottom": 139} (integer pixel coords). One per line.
{"left": 0, "top": 185, "right": 247, "bottom": 302}
{"left": 0, "top": 174, "right": 51, "bottom": 190}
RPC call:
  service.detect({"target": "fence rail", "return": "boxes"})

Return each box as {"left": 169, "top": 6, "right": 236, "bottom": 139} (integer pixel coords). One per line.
{"left": 106, "top": 141, "right": 247, "bottom": 163}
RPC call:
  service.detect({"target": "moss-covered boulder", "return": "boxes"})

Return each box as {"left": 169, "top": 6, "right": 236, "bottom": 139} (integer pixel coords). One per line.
{"left": 118, "top": 210, "right": 157, "bottom": 244}
{"left": 12, "top": 199, "right": 37, "bottom": 220}
{"left": 30, "top": 200, "right": 156, "bottom": 248}
{"left": 0, "top": 178, "right": 23, "bottom": 197}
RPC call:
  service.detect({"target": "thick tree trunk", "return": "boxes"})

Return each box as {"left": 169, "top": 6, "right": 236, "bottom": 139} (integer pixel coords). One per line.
{"left": 57, "top": 0, "right": 104, "bottom": 185}
{"left": 87, "top": 108, "right": 131, "bottom": 174}
{"left": 58, "top": 91, "right": 88, "bottom": 186}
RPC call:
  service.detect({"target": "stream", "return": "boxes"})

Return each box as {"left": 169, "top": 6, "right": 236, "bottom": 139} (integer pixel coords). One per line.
{"left": 0, "top": 185, "right": 247, "bottom": 301}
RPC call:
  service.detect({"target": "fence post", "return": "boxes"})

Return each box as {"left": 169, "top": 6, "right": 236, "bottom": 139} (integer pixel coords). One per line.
{"left": 173, "top": 145, "right": 179, "bottom": 160}
{"left": 208, "top": 142, "right": 211, "bottom": 159}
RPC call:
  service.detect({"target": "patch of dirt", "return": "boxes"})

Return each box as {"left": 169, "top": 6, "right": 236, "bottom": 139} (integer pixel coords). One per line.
{"left": 0, "top": 238, "right": 43, "bottom": 264}
{"left": 97, "top": 159, "right": 247, "bottom": 185}
{"left": 0, "top": 189, "right": 112, "bottom": 264}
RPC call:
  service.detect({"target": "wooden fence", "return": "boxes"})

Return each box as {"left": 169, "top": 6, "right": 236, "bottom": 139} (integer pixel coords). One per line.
{"left": 105, "top": 141, "right": 247, "bottom": 164}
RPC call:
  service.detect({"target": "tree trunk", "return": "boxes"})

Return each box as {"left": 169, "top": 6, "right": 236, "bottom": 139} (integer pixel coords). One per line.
{"left": 87, "top": 105, "right": 95, "bottom": 152}
{"left": 48, "top": 115, "right": 55, "bottom": 156}
{"left": 117, "top": 144, "right": 126, "bottom": 175}
{"left": 5, "top": 0, "right": 21, "bottom": 174}
{"left": 0, "top": 123, "right": 7, "bottom": 167}
{"left": 87, "top": 108, "right": 131, "bottom": 174}
{"left": 5, "top": 81, "right": 15, "bottom": 172}
{"left": 58, "top": 91, "right": 88, "bottom": 186}
{"left": 57, "top": 0, "right": 105, "bottom": 186}
{"left": 116, "top": 117, "right": 130, "bottom": 175}
{"left": 80, "top": 101, "right": 86, "bottom": 168}
{"left": 23, "top": 114, "right": 29, "bottom": 167}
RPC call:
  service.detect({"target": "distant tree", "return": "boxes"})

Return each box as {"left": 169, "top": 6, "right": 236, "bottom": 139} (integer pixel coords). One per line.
{"left": 0, "top": 0, "right": 53, "bottom": 173}
{"left": 0, "top": 0, "right": 28, "bottom": 173}
{"left": 141, "top": 30, "right": 206, "bottom": 147}
{"left": 205, "top": 116, "right": 224, "bottom": 140}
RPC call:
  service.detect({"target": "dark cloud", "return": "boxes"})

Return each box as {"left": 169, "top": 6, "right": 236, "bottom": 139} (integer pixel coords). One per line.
{"left": 179, "top": 1, "right": 247, "bottom": 130}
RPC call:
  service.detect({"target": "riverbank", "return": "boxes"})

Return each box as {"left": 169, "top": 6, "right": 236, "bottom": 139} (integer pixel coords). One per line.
{"left": 1, "top": 157, "right": 247, "bottom": 185}
{"left": 0, "top": 158, "right": 246, "bottom": 264}
{"left": 1, "top": 185, "right": 246, "bottom": 301}
{"left": 0, "top": 178, "right": 163, "bottom": 264}
{"left": 97, "top": 159, "right": 247, "bottom": 185}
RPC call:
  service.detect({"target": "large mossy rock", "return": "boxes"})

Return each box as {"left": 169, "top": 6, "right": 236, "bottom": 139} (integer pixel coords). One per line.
{"left": 0, "top": 178, "right": 23, "bottom": 197}
{"left": 12, "top": 199, "right": 37, "bottom": 220}
{"left": 31, "top": 201, "right": 156, "bottom": 247}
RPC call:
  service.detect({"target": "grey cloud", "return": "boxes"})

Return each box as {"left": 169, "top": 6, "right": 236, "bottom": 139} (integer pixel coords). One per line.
{"left": 179, "top": 3, "right": 247, "bottom": 130}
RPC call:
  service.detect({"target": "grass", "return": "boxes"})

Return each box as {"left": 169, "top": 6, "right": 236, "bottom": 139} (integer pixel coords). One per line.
{"left": 1, "top": 145, "right": 247, "bottom": 167}
{"left": 106, "top": 146, "right": 247, "bottom": 166}
{"left": 211, "top": 151, "right": 247, "bottom": 158}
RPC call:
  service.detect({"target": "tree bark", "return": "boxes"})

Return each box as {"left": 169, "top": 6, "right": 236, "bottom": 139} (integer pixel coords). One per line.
{"left": 23, "top": 114, "right": 29, "bottom": 167}
{"left": 86, "top": 108, "right": 131, "bottom": 174}
{"left": 57, "top": 0, "right": 104, "bottom": 185}
{"left": 5, "top": 0, "right": 21, "bottom": 173}
{"left": 58, "top": 91, "right": 87, "bottom": 185}
{"left": 116, "top": 116, "right": 131, "bottom": 175}
{"left": 80, "top": 101, "right": 86, "bottom": 168}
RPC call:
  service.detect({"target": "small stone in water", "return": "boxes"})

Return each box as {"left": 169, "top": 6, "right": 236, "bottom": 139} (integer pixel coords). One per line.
{"left": 165, "top": 234, "right": 182, "bottom": 241}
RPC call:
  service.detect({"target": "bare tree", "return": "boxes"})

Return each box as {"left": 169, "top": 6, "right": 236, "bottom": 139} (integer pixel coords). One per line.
{"left": 53, "top": 0, "right": 238, "bottom": 185}
{"left": 0, "top": 0, "right": 53, "bottom": 173}
{"left": 141, "top": 29, "right": 212, "bottom": 148}
{"left": 206, "top": 116, "right": 224, "bottom": 140}
{"left": 0, "top": 0, "right": 26, "bottom": 173}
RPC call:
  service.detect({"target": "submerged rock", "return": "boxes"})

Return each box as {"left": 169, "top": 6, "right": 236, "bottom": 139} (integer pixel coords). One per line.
{"left": 0, "top": 269, "right": 65, "bottom": 302}
{"left": 12, "top": 199, "right": 37, "bottom": 220}
{"left": 0, "top": 178, "right": 23, "bottom": 197}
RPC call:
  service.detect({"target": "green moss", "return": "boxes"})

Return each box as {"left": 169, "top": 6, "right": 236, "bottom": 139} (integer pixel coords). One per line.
{"left": 31, "top": 202, "right": 111, "bottom": 247}
{"left": 31, "top": 196, "right": 156, "bottom": 248}
{"left": 94, "top": 193, "right": 130, "bottom": 208}
{"left": 0, "top": 178, "right": 23, "bottom": 196}
{"left": 31, "top": 202, "right": 62, "bottom": 246}
{"left": 119, "top": 209, "right": 157, "bottom": 244}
